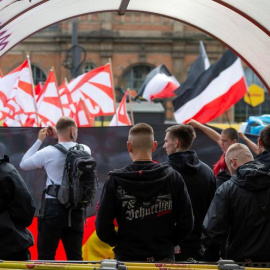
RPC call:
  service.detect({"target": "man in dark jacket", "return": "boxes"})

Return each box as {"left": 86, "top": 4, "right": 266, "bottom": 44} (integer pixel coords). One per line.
{"left": 0, "top": 155, "right": 36, "bottom": 260}
{"left": 239, "top": 124, "right": 270, "bottom": 164}
{"left": 203, "top": 143, "right": 270, "bottom": 262}
{"left": 163, "top": 124, "right": 216, "bottom": 261}
{"left": 96, "top": 123, "right": 194, "bottom": 262}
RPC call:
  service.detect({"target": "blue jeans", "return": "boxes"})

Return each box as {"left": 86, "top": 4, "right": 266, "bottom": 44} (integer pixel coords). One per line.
{"left": 37, "top": 199, "right": 84, "bottom": 260}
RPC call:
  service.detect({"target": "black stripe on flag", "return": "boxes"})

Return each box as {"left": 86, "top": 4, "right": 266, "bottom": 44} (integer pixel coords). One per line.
{"left": 174, "top": 54, "right": 206, "bottom": 96}
{"left": 135, "top": 64, "right": 172, "bottom": 99}
{"left": 172, "top": 50, "right": 238, "bottom": 110}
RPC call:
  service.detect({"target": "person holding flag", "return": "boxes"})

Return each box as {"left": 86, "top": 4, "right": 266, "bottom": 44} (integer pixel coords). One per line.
{"left": 188, "top": 119, "right": 239, "bottom": 188}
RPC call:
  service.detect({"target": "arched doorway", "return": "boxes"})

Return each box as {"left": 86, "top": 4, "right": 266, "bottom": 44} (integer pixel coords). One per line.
{"left": 0, "top": 0, "right": 269, "bottom": 91}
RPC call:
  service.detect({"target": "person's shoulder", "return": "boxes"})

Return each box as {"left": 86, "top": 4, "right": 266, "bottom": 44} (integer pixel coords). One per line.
{"left": 215, "top": 178, "right": 234, "bottom": 196}
{"left": 166, "top": 165, "right": 185, "bottom": 182}
{"left": 199, "top": 160, "right": 215, "bottom": 174}
{"left": 39, "top": 144, "right": 57, "bottom": 152}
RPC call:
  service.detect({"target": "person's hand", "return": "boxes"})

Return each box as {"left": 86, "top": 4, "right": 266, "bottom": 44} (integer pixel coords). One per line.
{"left": 38, "top": 128, "right": 49, "bottom": 142}
{"left": 187, "top": 119, "right": 200, "bottom": 128}
{"left": 238, "top": 131, "right": 246, "bottom": 140}
{"left": 47, "top": 126, "right": 58, "bottom": 139}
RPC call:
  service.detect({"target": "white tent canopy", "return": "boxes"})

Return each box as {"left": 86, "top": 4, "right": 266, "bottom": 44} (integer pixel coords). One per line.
{"left": 0, "top": 0, "right": 269, "bottom": 91}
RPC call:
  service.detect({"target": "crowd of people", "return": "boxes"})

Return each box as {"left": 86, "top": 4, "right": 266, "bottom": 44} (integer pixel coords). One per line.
{"left": 1, "top": 116, "right": 270, "bottom": 263}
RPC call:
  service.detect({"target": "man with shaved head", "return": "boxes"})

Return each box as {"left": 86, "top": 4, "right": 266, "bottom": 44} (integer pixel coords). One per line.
{"left": 202, "top": 143, "right": 270, "bottom": 262}
{"left": 96, "top": 123, "right": 194, "bottom": 262}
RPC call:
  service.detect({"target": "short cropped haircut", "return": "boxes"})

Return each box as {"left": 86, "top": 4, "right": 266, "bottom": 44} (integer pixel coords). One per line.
{"left": 128, "top": 123, "right": 154, "bottom": 150}
{"left": 56, "top": 117, "right": 77, "bottom": 133}
{"left": 225, "top": 143, "right": 253, "bottom": 164}
{"left": 260, "top": 125, "right": 270, "bottom": 150}
{"left": 129, "top": 123, "right": 154, "bottom": 137}
{"left": 222, "top": 127, "right": 239, "bottom": 141}
{"left": 165, "top": 124, "right": 196, "bottom": 150}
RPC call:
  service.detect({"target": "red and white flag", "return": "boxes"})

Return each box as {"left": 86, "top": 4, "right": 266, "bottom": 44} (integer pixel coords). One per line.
{"left": 36, "top": 69, "right": 63, "bottom": 126}
{"left": 136, "top": 64, "right": 180, "bottom": 101}
{"left": 2, "top": 58, "right": 38, "bottom": 126}
{"left": 109, "top": 90, "right": 131, "bottom": 126}
{"left": 68, "top": 64, "right": 115, "bottom": 117}
{"left": 59, "top": 80, "right": 76, "bottom": 118}
{"left": 0, "top": 61, "right": 25, "bottom": 121}
{"left": 74, "top": 99, "right": 95, "bottom": 127}
{"left": 173, "top": 50, "right": 248, "bottom": 124}
{"left": 34, "top": 82, "right": 43, "bottom": 98}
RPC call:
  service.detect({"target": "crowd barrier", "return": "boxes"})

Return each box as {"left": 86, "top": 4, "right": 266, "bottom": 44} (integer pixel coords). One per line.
{"left": 0, "top": 260, "right": 269, "bottom": 270}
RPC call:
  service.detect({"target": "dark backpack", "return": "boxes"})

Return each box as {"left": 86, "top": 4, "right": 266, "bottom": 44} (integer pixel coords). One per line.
{"left": 52, "top": 143, "right": 98, "bottom": 208}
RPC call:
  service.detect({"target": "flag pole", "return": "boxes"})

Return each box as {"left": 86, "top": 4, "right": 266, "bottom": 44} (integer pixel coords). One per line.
{"left": 52, "top": 66, "right": 65, "bottom": 117}
{"left": 27, "top": 55, "right": 41, "bottom": 126}
{"left": 109, "top": 58, "right": 118, "bottom": 126}
{"left": 80, "top": 98, "right": 94, "bottom": 126}
{"left": 127, "top": 88, "right": 134, "bottom": 125}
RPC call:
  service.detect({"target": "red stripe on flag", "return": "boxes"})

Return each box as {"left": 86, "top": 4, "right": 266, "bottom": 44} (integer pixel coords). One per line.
{"left": 150, "top": 81, "right": 177, "bottom": 100}
{"left": 183, "top": 77, "right": 247, "bottom": 124}
{"left": 18, "top": 80, "right": 32, "bottom": 95}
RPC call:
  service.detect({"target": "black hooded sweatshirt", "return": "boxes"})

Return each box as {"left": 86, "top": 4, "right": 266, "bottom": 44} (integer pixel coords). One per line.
{"left": 203, "top": 161, "right": 270, "bottom": 262}
{"left": 163, "top": 151, "right": 216, "bottom": 252}
{"left": 0, "top": 159, "right": 36, "bottom": 259}
{"left": 95, "top": 161, "right": 194, "bottom": 261}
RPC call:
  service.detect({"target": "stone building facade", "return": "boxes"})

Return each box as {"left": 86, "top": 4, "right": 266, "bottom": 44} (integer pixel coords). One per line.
{"left": 1, "top": 12, "right": 265, "bottom": 123}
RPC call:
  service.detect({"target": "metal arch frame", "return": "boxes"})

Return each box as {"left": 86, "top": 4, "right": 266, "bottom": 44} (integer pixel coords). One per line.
{"left": 0, "top": 0, "right": 269, "bottom": 92}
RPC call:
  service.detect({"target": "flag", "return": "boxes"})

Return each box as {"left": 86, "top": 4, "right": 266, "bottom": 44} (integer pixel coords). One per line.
{"left": 0, "top": 60, "right": 27, "bottom": 121}
{"left": 174, "top": 40, "right": 210, "bottom": 96}
{"left": 2, "top": 58, "right": 38, "bottom": 126}
{"left": 36, "top": 69, "right": 63, "bottom": 126}
{"left": 173, "top": 50, "right": 248, "bottom": 124}
{"left": 59, "top": 80, "right": 76, "bottom": 117}
{"left": 136, "top": 64, "right": 180, "bottom": 101}
{"left": 74, "top": 98, "right": 95, "bottom": 127}
{"left": 68, "top": 64, "right": 115, "bottom": 117}
{"left": 109, "top": 90, "right": 131, "bottom": 126}
{"left": 34, "top": 82, "right": 43, "bottom": 98}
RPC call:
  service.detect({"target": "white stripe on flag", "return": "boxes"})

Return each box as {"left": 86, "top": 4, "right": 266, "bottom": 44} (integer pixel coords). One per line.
{"left": 174, "top": 58, "right": 244, "bottom": 123}
{"left": 142, "top": 74, "right": 179, "bottom": 101}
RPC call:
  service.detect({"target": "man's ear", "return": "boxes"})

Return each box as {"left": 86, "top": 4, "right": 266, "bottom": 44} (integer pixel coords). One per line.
{"left": 258, "top": 138, "right": 263, "bottom": 148}
{"left": 231, "top": 158, "right": 238, "bottom": 169}
{"left": 127, "top": 141, "right": 132, "bottom": 153}
{"left": 174, "top": 138, "right": 180, "bottom": 148}
{"left": 152, "top": 141, "right": 157, "bottom": 152}
{"left": 70, "top": 127, "right": 74, "bottom": 140}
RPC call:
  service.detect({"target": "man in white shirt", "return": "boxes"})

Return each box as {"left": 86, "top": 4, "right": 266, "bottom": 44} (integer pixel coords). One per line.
{"left": 20, "top": 117, "right": 91, "bottom": 260}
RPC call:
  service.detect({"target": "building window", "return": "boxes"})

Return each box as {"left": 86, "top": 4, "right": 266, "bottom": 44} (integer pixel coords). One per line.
{"left": 31, "top": 65, "right": 47, "bottom": 86}
{"left": 234, "top": 67, "right": 270, "bottom": 122}
{"left": 122, "top": 64, "right": 153, "bottom": 91}
{"left": 83, "top": 63, "right": 96, "bottom": 73}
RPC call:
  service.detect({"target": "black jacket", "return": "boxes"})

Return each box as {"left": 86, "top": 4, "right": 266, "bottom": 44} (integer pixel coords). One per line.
{"left": 216, "top": 170, "right": 231, "bottom": 189}
{"left": 164, "top": 151, "right": 216, "bottom": 251}
{"left": 203, "top": 161, "right": 270, "bottom": 262}
{"left": 95, "top": 161, "right": 194, "bottom": 261}
{"left": 255, "top": 150, "right": 270, "bottom": 164}
{"left": 0, "top": 159, "right": 36, "bottom": 259}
